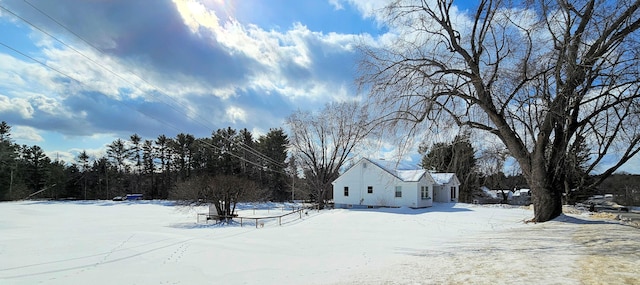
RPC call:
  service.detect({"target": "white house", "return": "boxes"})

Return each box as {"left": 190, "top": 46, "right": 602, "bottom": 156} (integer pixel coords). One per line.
{"left": 431, "top": 173, "right": 461, "bottom": 203}
{"left": 332, "top": 158, "right": 460, "bottom": 208}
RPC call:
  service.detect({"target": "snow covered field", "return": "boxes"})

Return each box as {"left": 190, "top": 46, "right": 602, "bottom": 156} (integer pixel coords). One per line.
{"left": 1, "top": 201, "right": 638, "bottom": 284}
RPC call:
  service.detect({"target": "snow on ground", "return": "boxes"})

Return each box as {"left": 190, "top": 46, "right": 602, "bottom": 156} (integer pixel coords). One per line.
{"left": 0, "top": 201, "right": 638, "bottom": 285}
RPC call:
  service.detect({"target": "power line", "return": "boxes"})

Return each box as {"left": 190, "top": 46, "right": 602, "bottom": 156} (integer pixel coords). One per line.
{"left": 0, "top": 38, "right": 283, "bottom": 174}
{"left": 0, "top": 3, "right": 191, "bottom": 124}
{"left": 21, "top": 0, "right": 287, "bottom": 169}
{"left": 3, "top": 1, "right": 288, "bottom": 170}
{"left": 0, "top": 39, "right": 185, "bottom": 144}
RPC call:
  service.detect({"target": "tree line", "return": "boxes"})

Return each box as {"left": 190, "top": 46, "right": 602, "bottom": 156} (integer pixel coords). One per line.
{"left": 0, "top": 121, "right": 299, "bottom": 203}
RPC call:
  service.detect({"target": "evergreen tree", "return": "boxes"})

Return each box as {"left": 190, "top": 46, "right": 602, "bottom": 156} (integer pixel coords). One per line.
{"left": 47, "top": 159, "right": 67, "bottom": 199}
{"left": 107, "top": 138, "right": 130, "bottom": 195}
{"left": 142, "top": 139, "right": 156, "bottom": 198}
{"left": 20, "top": 145, "right": 52, "bottom": 196}
{"left": 257, "top": 128, "right": 289, "bottom": 201}
{"left": 92, "top": 157, "right": 112, "bottom": 200}
{"left": 238, "top": 128, "right": 257, "bottom": 178}
{"left": 0, "top": 122, "right": 18, "bottom": 200}
{"left": 107, "top": 138, "right": 129, "bottom": 174}
{"left": 76, "top": 150, "right": 91, "bottom": 199}
{"left": 211, "top": 128, "right": 241, "bottom": 175}
{"left": 129, "top": 134, "right": 142, "bottom": 194}
{"left": 171, "top": 133, "right": 195, "bottom": 182}
{"left": 190, "top": 137, "right": 212, "bottom": 175}
{"left": 155, "top": 135, "right": 172, "bottom": 198}
{"left": 420, "top": 134, "right": 479, "bottom": 203}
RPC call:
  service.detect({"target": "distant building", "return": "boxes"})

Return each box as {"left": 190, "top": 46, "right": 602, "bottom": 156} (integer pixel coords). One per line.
{"left": 512, "top": 189, "right": 531, "bottom": 205}
{"left": 475, "top": 187, "right": 531, "bottom": 205}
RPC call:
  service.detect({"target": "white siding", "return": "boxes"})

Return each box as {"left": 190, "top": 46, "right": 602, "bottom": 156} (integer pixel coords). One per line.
{"left": 333, "top": 159, "right": 399, "bottom": 207}
{"left": 333, "top": 159, "right": 433, "bottom": 208}
{"left": 433, "top": 185, "right": 447, "bottom": 202}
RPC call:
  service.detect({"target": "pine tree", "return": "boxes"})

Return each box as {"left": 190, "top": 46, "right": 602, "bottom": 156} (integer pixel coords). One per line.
{"left": 20, "top": 145, "right": 52, "bottom": 196}
{"left": 0, "top": 122, "right": 18, "bottom": 200}
{"left": 420, "top": 134, "right": 479, "bottom": 202}
{"left": 257, "top": 128, "right": 289, "bottom": 201}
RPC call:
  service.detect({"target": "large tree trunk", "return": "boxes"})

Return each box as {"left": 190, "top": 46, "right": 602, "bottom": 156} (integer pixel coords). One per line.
{"left": 528, "top": 161, "right": 563, "bottom": 222}
{"left": 530, "top": 185, "right": 563, "bottom": 222}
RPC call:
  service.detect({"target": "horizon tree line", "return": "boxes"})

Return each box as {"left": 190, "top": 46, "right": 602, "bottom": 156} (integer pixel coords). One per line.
{"left": 0, "top": 121, "right": 295, "bottom": 202}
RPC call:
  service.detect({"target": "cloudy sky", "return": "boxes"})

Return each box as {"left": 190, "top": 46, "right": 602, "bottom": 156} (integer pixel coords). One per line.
{"left": 1, "top": 0, "right": 639, "bottom": 174}
{"left": 0, "top": 0, "right": 400, "bottom": 161}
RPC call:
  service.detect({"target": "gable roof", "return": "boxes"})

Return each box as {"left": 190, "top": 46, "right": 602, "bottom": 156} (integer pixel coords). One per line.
{"left": 430, "top": 173, "right": 456, "bottom": 185}
{"left": 367, "top": 158, "right": 426, "bottom": 182}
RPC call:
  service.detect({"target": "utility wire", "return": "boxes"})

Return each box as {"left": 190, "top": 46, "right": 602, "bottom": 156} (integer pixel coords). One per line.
{"left": 0, "top": 3, "right": 192, "bottom": 124}
{"left": 6, "top": 1, "right": 288, "bottom": 170}
{"left": 20, "top": 0, "right": 286, "bottom": 169}
{"left": 0, "top": 40, "right": 187, "bottom": 149}
{"left": 2, "top": 38, "right": 285, "bottom": 174}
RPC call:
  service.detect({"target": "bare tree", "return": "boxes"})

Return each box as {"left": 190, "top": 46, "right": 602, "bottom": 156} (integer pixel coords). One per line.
{"left": 358, "top": 0, "right": 640, "bottom": 222}
{"left": 476, "top": 142, "right": 512, "bottom": 203}
{"left": 286, "top": 102, "right": 370, "bottom": 208}
{"left": 171, "top": 174, "right": 264, "bottom": 221}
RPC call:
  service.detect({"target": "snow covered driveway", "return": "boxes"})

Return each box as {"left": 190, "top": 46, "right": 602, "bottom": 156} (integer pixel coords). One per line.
{"left": 0, "top": 201, "right": 638, "bottom": 284}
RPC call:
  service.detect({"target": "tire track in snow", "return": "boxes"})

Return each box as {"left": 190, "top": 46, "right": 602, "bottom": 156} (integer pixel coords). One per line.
{"left": 2, "top": 237, "right": 197, "bottom": 280}
{"left": 44, "top": 234, "right": 137, "bottom": 283}
{"left": 0, "top": 235, "right": 174, "bottom": 272}
{"left": 0, "top": 225, "right": 255, "bottom": 281}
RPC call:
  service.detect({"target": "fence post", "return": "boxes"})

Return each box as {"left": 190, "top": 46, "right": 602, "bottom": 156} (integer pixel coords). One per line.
{"left": 240, "top": 217, "right": 243, "bottom": 227}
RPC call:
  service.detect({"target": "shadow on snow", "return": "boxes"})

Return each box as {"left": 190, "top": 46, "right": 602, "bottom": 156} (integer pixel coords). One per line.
{"left": 342, "top": 203, "right": 473, "bottom": 215}
{"left": 20, "top": 200, "right": 177, "bottom": 207}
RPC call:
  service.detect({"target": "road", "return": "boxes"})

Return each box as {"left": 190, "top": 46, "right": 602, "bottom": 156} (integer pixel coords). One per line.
{"left": 598, "top": 209, "right": 640, "bottom": 222}
{"left": 618, "top": 211, "right": 640, "bottom": 222}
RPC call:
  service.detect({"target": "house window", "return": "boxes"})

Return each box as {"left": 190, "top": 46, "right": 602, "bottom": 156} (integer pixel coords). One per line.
{"left": 367, "top": 186, "right": 373, "bottom": 194}
{"left": 344, "top": 186, "right": 349, "bottom": 196}
{"left": 421, "top": 186, "right": 430, "bottom": 200}
{"left": 451, "top": 186, "right": 457, "bottom": 199}
{"left": 395, "top": 186, "right": 402, "bottom": 198}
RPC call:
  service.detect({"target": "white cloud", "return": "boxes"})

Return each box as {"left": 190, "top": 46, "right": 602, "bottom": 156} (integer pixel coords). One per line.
{"left": 171, "top": 1, "right": 359, "bottom": 103}
{"left": 173, "top": 0, "right": 222, "bottom": 35}
{"left": 328, "top": 0, "right": 344, "bottom": 10}
{"left": 12, "top": 125, "right": 43, "bottom": 142}
{"left": 48, "top": 145, "right": 109, "bottom": 165}
{"left": 0, "top": 94, "right": 34, "bottom": 118}
{"left": 0, "top": 0, "right": 377, "bottom": 161}
{"left": 0, "top": 53, "right": 60, "bottom": 98}
{"left": 30, "top": 94, "right": 68, "bottom": 116}
{"left": 340, "top": 0, "right": 389, "bottom": 21}
{"left": 225, "top": 106, "right": 247, "bottom": 123}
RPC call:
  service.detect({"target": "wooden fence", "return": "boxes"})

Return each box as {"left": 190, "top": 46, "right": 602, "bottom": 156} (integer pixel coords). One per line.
{"left": 197, "top": 204, "right": 315, "bottom": 228}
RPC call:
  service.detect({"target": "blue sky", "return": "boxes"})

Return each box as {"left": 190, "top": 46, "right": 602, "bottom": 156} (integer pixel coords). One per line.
{"left": 1, "top": 0, "right": 639, "bottom": 174}
{"left": 0, "top": 0, "right": 390, "bottom": 162}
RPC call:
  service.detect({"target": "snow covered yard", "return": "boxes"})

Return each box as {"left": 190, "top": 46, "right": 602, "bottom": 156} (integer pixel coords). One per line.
{"left": 0, "top": 201, "right": 638, "bottom": 284}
